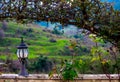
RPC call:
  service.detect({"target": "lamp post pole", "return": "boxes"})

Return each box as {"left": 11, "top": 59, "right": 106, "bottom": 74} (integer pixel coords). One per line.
{"left": 19, "top": 58, "right": 28, "bottom": 76}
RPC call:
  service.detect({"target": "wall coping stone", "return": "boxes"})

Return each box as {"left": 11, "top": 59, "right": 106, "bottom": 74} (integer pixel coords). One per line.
{"left": 0, "top": 74, "right": 119, "bottom": 80}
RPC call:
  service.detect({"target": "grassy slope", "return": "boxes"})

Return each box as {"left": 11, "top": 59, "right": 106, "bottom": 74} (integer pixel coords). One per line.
{"left": 0, "top": 22, "right": 70, "bottom": 60}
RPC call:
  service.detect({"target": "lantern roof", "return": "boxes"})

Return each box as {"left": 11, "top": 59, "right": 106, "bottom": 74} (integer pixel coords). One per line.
{"left": 17, "top": 37, "right": 28, "bottom": 49}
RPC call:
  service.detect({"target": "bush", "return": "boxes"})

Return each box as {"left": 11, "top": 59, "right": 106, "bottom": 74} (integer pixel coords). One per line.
{"left": 26, "top": 28, "right": 33, "bottom": 33}
{"left": 49, "top": 38, "right": 56, "bottom": 43}
{"left": 5, "top": 59, "right": 20, "bottom": 73}
{"left": 22, "top": 30, "right": 27, "bottom": 36}
{"left": 49, "top": 59, "right": 78, "bottom": 80}
{"left": 29, "top": 55, "right": 53, "bottom": 73}
{"left": 61, "top": 60, "right": 78, "bottom": 80}
{"left": 16, "top": 28, "right": 22, "bottom": 34}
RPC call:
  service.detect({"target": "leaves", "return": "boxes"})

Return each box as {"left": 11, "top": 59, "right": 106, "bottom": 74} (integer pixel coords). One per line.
{"left": 49, "top": 59, "right": 78, "bottom": 80}
{"left": 91, "top": 57, "right": 99, "bottom": 62}
{"left": 89, "top": 34, "right": 104, "bottom": 43}
{"left": 61, "top": 60, "right": 78, "bottom": 80}
{"left": 30, "top": 55, "right": 53, "bottom": 73}
{"left": 1, "top": 0, "right": 120, "bottom": 49}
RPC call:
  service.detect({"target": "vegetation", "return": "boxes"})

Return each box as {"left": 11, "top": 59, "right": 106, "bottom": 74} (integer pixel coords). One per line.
{"left": 48, "top": 34, "right": 120, "bottom": 81}
{"left": 0, "top": 29, "right": 5, "bottom": 39}
{"left": 0, "top": 21, "right": 70, "bottom": 60}
{"left": 0, "top": 0, "right": 120, "bottom": 50}
{"left": 0, "top": 21, "right": 93, "bottom": 74}
{"left": 0, "top": 0, "right": 120, "bottom": 81}
{"left": 29, "top": 55, "right": 53, "bottom": 73}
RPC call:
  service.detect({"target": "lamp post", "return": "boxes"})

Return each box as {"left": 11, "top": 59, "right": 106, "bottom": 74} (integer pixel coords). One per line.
{"left": 17, "top": 37, "right": 29, "bottom": 76}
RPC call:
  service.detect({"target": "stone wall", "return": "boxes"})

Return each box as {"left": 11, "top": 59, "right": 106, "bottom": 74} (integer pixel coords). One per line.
{"left": 0, "top": 74, "right": 119, "bottom": 82}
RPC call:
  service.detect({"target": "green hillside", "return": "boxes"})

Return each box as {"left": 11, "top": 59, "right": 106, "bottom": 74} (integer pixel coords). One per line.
{"left": 0, "top": 21, "right": 70, "bottom": 60}
{"left": 1, "top": 22, "right": 118, "bottom": 74}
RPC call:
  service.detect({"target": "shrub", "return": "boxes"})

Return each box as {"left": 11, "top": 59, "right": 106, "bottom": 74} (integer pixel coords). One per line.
{"left": 16, "top": 28, "right": 22, "bottom": 34}
{"left": 22, "top": 30, "right": 27, "bottom": 36}
{"left": 49, "top": 59, "right": 78, "bottom": 80}
{"left": 5, "top": 59, "right": 20, "bottom": 73}
{"left": 26, "top": 28, "right": 33, "bottom": 33}
{"left": 49, "top": 38, "right": 56, "bottom": 43}
{"left": 29, "top": 55, "right": 53, "bottom": 73}
{"left": 61, "top": 60, "right": 78, "bottom": 80}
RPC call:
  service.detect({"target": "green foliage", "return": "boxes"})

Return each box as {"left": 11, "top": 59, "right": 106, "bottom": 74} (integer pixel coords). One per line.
{"left": 89, "top": 34, "right": 104, "bottom": 43}
{"left": 91, "top": 46, "right": 109, "bottom": 56}
{"left": 89, "top": 33, "right": 119, "bottom": 74}
{"left": 61, "top": 60, "right": 78, "bottom": 80}
{"left": 49, "top": 59, "right": 78, "bottom": 80}
{"left": 74, "top": 59, "right": 90, "bottom": 74}
{"left": 0, "top": 38, "right": 12, "bottom": 46}
{"left": 89, "top": 34, "right": 109, "bottom": 57}
{"left": 59, "top": 40, "right": 90, "bottom": 56}
{"left": 29, "top": 55, "right": 53, "bottom": 73}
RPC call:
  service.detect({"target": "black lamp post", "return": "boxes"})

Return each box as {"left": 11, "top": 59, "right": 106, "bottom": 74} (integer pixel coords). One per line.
{"left": 17, "top": 37, "right": 29, "bottom": 76}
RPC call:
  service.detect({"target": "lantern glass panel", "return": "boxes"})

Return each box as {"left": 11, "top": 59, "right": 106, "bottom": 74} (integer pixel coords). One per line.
{"left": 17, "top": 49, "right": 28, "bottom": 58}
{"left": 17, "top": 49, "right": 20, "bottom": 57}
{"left": 24, "top": 49, "right": 28, "bottom": 58}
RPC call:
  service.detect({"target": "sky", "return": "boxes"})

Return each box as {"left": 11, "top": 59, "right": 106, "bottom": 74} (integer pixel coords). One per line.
{"left": 101, "top": 0, "right": 120, "bottom": 10}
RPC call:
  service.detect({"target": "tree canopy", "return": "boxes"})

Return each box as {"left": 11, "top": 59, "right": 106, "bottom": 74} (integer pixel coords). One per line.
{"left": 0, "top": 0, "right": 120, "bottom": 49}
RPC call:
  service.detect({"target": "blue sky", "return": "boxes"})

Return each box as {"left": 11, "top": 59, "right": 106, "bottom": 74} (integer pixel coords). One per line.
{"left": 101, "top": 0, "right": 120, "bottom": 10}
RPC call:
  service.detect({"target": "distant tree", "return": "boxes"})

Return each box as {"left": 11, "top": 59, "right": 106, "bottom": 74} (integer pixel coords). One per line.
{"left": 0, "top": 29, "right": 5, "bottom": 40}
{"left": 1, "top": 20, "right": 8, "bottom": 31}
